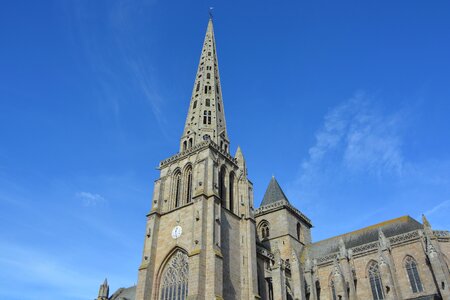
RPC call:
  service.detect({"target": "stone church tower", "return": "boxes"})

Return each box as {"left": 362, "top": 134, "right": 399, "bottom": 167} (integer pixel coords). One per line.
{"left": 134, "top": 17, "right": 259, "bottom": 300}
{"left": 95, "top": 17, "right": 450, "bottom": 300}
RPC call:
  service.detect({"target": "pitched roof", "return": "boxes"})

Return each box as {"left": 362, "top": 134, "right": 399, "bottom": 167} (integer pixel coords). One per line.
{"left": 306, "top": 216, "right": 423, "bottom": 260}
{"left": 109, "top": 286, "right": 136, "bottom": 300}
{"left": 261, "top": 176, "right": 289, "bottom": 206}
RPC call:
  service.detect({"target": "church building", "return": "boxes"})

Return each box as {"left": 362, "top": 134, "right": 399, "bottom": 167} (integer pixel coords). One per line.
{"left": 96, "top": 18, "right": 450, "bottom": 300}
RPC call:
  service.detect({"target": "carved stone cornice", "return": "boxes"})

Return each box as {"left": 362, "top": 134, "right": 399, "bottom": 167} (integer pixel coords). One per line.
{"left": 255, "top": 199, "right": 312, "bottom": 227}
{"left": 159, "top": 140, "right": 238, "bottom": 169}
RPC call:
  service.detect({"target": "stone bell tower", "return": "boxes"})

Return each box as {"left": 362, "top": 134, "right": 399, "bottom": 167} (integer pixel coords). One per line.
{"left": 135, "top": 17, "right": 260, "bottom": 300}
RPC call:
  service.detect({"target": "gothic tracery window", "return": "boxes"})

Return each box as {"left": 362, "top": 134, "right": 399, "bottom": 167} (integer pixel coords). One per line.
{"left": 159, "top": 250, "right": 189, "bottom": 300}
{"left": 405, "top": 256, "right": 423, "bottom": 293}
{"left": 368, "top": 261, "right": 384, "bottom": 300}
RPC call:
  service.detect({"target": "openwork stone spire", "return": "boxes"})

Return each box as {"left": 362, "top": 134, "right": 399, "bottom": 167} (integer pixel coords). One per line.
{"left": 180, "top": 18, "right": 229, "bottom": 152}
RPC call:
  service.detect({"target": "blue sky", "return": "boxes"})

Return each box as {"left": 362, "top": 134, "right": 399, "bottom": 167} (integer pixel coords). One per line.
{"left": 1, "top": 1, "right": 450, "bottom": 299}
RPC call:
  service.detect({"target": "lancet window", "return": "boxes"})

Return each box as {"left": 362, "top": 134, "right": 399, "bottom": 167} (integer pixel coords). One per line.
{"left": 184, "top": 166, "right": 193, "bottom": 204}
{"left": 259, "top": 221, "right": 270, "bottom": 239}
{"left": 229, "top": 172, "right": 235, "bottom": 213}
{"left": 330, "top": 278, "right": 337, "bottom": 300}
{"left": 368, "top": 261, "right": 384, "bottom": 300}
{"left": 405, "top": 256, "right": 423, "bottom": 293}
{"left": 218, "top": 166, "right": 226, "bottom": 205}
{"left": 173, "top": 171, "right": 181, "bottom": 208}
{"left": 159, "top": 250, "right": 189, "bottom": 300}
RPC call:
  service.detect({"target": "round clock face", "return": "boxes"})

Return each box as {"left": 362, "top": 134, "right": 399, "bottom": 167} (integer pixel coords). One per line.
{"left": 171, "top": 225, "right": 182, "bottom": 239}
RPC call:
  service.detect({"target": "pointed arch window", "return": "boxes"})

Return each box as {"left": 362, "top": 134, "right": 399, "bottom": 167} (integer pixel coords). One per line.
{"left": 229, "top": 172, "right": 235, "bottom": 213}
{"left": 173, "top": 171, "right": 181, "bottom": 208}
{"left": 207, "top": 73, "right": 211, "bottom": 79}
{"left": 207, "top": 111, "right": 211, "bottom": 124}
{"left": 259, "top": 221, "right": 270, "bottom": 239}
{"left": 368, "top": 261, "right": 384, "bottom": 300}
{"left": 203, "top": 110, "right": 207, "bottom": 124}
{"left": 297, "top": 223, "right": 301, "bottom": 241}
{"left": 218, "top": 166, "right": 226, "bottom": 205}
{"left": 159, "top": 250, "right": 189, "bottom": 300}
{"left": 205, "top": 99, "right": 210, "bottom": 106}
{"left": 185, "top": 166, "right": 193, "bottom": 204}
{"left": 330, "top": 278, "right": 337, "bottom": 300}
{"left": 405, "top": 256, "right": 423, "bottom": 293}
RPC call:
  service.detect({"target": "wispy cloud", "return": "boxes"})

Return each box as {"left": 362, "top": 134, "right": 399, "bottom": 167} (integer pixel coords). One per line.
{"left": 423, "top": 199, "right": 450, "bottom": 219}
{"left": 0, "top": 241, "right": 99, "bottom": 300}
{"left": 59, "top": 1, "right": 168, "bottom": 137}
{"left": 76, "top": 191, "right": 106, "bottom": 206}
{"left": 300, "top": 92, "right": 404, "bottom": 187}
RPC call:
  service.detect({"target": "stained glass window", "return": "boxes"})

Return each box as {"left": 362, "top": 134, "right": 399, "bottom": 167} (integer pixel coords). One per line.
{"left": 368, "top": 261, "right": 384, "bottom": 300}
{"left": 405, "top": 256, "right": 423, "bottom": 293}
{"left": 159, "top": 251, "right": 189, "bottom": 300}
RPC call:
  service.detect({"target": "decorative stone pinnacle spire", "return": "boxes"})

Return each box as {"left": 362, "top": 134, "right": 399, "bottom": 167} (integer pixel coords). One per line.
{"left": 422, "top": 214, "right": 431, "bottom": 228}
{"left": 97, "top": 278, "right": 109, "bottom": 300}
{"left": 332, "top": 258, "right": 342, "bottom": 276}
{"left": 378, "top": 228, "right": 391, "bottom": 251}
{"left": 180, "top": 18, "right": 229, "bottom": 153}
{"left": 339, "top": 238, "right": 347, "bottom": 259}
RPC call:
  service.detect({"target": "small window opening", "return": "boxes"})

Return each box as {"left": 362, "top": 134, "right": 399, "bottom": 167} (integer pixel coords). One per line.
{"left": 205, "top": 99, "right": 210, "bottom": 107}
{"left": 207, "top": 73, "right": 211, "bottom": 79}
{"left": 196, "top": 83, "right": 200, "bottom": 92}
{"left": 218, "top": 103, "right": 221, "bottom": 111}
{"left": 208, "top": 111, "right": 211, "bottom": 124}
{"left": 193, "top": 100, "right": 197, "bottom": 109}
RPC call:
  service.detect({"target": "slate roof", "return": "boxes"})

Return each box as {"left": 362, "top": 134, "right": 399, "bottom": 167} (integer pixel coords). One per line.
{"left": 261, "top": 176, "right": 290, "bottom": 206}
{"left": 109, "top": 285, "right": 136, "bottom": 300}
{"left": 306, "top": 216, "right": 423, "bottom": 260}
